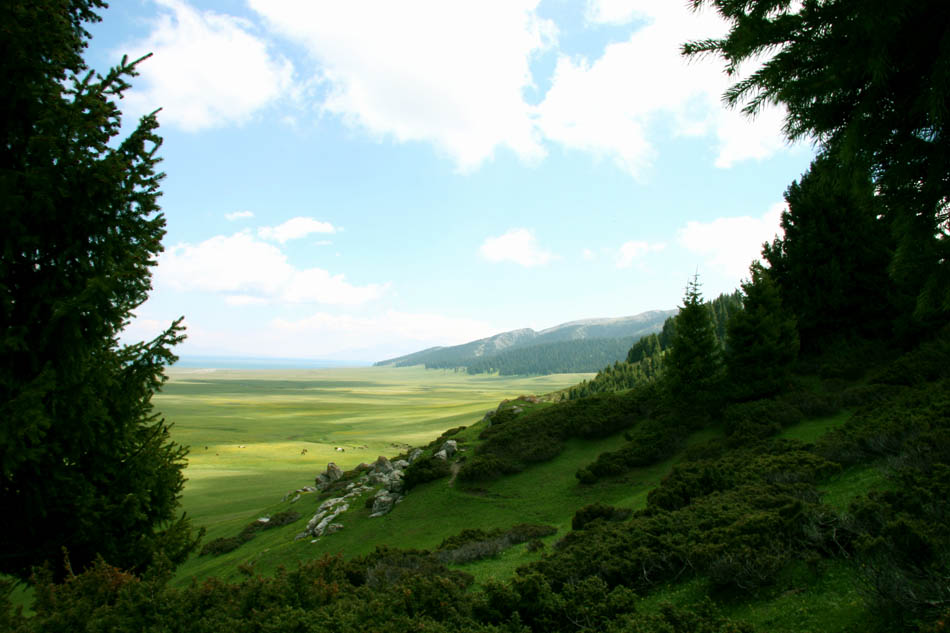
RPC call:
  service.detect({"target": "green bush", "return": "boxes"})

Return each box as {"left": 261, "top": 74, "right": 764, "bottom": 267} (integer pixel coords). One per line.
{"left": 402, "top": 456, "right": 451, "bottom": 490}
{"left": 577, "top": 418, "right": 680, "bottom": 482}
{"left": 457, "top": 455, "right": 520, "bottom": 483}
{"left": 723, "top": 398, "right": 804, "bottom": 444}
{"left": 571, "top": 503, "right": 631, "bottom": 530}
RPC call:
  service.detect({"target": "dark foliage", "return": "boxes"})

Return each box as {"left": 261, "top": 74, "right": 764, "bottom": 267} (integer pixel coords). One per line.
{"left": 665, "top": 276, "right": 724, "bottom": 423}
{"left": 571, "top": 503, "right": 631, "bottom": 530}
{"left": 723, "top": 399, "right": 804, "bottom": 444}
{"left": 0, "top": 0, "right": 197, "bottom": 580}
{"left": 460, "top": 390, "right": 649, "bottom": 482}
{"left": 576, "top": 417, "right": 681, "bottom": 483}
{"left": 685, "top": 0, "right": 950, "bottom": 321}
{"left": 402, "top": 456, "right": 452, "bottom": 490}
{"left": 725, "top": 263, "right": 799, "bottom": 401}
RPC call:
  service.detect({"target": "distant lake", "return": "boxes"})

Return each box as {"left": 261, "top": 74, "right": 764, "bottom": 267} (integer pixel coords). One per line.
{"left": 174, "top": 356, "right": 372, "bottom": 370}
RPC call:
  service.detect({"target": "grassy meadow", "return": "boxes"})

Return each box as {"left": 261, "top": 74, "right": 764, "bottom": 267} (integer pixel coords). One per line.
{"left": 157, "top": 366, "right": 592, "bottom": 544}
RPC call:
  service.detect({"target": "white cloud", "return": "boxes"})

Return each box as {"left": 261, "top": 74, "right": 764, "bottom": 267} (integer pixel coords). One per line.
{"left": 156, "top": 231, "right": 385, "bottom": 305}
{"left": 615, "top": 240, "right": 665, "bottom": 268}
{"left": 272, "top": 310, "right": 494, "bottom": 347}
{"left": 677, "top": 202, "right": 786, "bottom": 279}
{"left": 582, "top": 248, "right": 595, "bottom": 261}
{"left": 225, "top": 210, "right": 254, "bottom": 221}
{"left": 480, "top": 228, "right": 556, "bottom": 267}
{"left": 584, "top": 0, "right": 642, "bottom": 25}
{"left": 536, "top": 1, "right": 789, "bottom": 176}
{"left": 120, "top": 0, "right": 294, "bottom": 131}
{"left": 249, "top": 0, "right": 554, "bottom": 171}
{"left": 258, "top": 217, "right": 337, "bottom": 243}
{"left": 224, "top": 294, "right": 269, "bottom": 306}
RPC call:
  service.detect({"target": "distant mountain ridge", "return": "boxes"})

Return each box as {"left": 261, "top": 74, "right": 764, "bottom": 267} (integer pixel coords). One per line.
{"left": 375, "top": 310, "right": 677, "bottom": 374}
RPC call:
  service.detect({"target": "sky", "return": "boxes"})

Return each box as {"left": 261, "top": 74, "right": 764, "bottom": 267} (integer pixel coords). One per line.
{"left": 84, "top": 0, "right": 816, "bottom": 362}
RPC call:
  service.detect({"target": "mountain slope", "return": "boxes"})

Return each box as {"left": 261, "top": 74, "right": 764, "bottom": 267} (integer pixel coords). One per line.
{"left": 375, "top": 310, "right": 676, "bottom": 373}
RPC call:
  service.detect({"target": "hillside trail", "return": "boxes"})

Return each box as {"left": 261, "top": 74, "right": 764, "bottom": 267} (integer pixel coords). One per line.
{"left": 448, "top": 462, "right": 461, "bottom": 487}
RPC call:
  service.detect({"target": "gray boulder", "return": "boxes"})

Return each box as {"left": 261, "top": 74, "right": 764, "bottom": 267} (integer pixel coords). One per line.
{"left": 408, "top": 448, "right": 423, "bottom": 463}
{"left": 326, "top": 462, "right": 343, "bottom": 481}
{"left": 393, "top": 459, "right": 410, "bottom": 470}
{"left": 315, "top": 462, "right": 344, "bottom": 489}
{"left": 373, "top": 456, "right": 394, "bottom": 474}
{"left": 440, "top": 440, "right": 458, "bottom": 459}
{"left": 370, "top": 492, "right": 400, "bottom": 517}
{"left": 385, "top": 470, "right": 404, "bottom": 493}
{"left": 433, "top": 449, "right": 448, "bottom": 461}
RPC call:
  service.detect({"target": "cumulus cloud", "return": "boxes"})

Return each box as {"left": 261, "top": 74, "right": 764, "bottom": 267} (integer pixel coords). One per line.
{"left": 258, "top": 217, "right": 337, "bottom": 243}
{"left": 119, "top": 0, "right": 294, "bottom": 131}
{"left": 536, "top": 1, "right": 789, "bottom": 177}
{"left": 248, "top": 0, "right": 554, "bottom": 171}
{"left": 272, "top": 310, "right": 495, "bottom": 347}
{"left": 677, "top": 202, "right": 786, "bottom": 279}
{"left": 615, "top": 240, "right": 666, "bottom": 268}
{"left": 480, "top": 228, "right": 556, "bottom": 267}
{"left": 156, "top": 231, "right": 385, "bottom": 305}
{"left": 225, "top": 210, "right": 254, "bottom": 221}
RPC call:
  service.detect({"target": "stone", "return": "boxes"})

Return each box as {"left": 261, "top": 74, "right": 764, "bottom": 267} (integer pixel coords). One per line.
{"left": 289, "top": 493, "right": 301, "bottom": 503}
{"left": 373, "top": 456, "right": 394, "bottom": 474}
{"left": 393, "top": 459, "right": 410, "bottom": 469}
{"left": 434, "top": 450, "right": 448, "bottom": 461}
{"left": 408, "top": 448, "right": 423, "bottom": 463}
{"left": 511, "top": 406, "right": 523, "bottom": 414}
{"left": 326, "top": 462, "right": 343, "bottom": 481}
{"left": 370, "top": 492, "right": 400, "bottom": 517}
{"left": 325, "top": 523, "right": 344, "bottom": 535}
{"left": 440, "top": 440, "right": 458, "bottom": 458}
{"left": 385, "top": 471, "right": 404, "bottom": 493}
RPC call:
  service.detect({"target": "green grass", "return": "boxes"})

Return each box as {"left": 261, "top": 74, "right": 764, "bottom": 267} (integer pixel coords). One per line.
{"left": 152, "top": 364, "right": 899, "bottom": 633}
{"left": 777, "top": 410, "right": 852, "bottom": 443}
{"left": 158, "top": 366, "right": 592, "bottom": 584}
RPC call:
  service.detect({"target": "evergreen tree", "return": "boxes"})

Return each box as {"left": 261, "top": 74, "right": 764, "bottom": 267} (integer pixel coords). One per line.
{"left": 664, "top": 276, "right": 723, "bottom": 423}
{"left": 725, "top": 262, "right": 799, "bottom": 401}
{"left": 762, "top": 153, "right": 897, "bottom": 351}
{"left": 0, "top": 1, "right": 197, "bottom": 579}
{"left": 684, "top": 0, "right": 950, "bottom": 321}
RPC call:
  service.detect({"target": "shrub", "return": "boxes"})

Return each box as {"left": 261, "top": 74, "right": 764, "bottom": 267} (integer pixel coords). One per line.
{"left": 723, "top": 398, "right": 804, "bottom": 444}
{"left": 572, "top": 503, "right": 630, "bottom": 530}
{"left": 402, "top": 456, "right": 451, "bottom": 490}
{"left": 457, "top": 455, "right": 519, "bottom": 483}
{"left": 578, "top": 418, "right": 680, "bottom": 482}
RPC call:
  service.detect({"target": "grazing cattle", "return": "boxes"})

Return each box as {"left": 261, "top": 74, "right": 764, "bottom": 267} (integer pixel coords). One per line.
{"left": 238, "top": 445, "right": 246, "bottom": 448}
{"left": 335, "top": 447, "right": 345, "bottom": 452}
{"left": 300, "top": 448, "right": 308, "bottom": 455}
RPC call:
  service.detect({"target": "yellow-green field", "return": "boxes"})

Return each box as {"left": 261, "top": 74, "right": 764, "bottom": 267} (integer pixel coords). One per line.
{"left": 157, "top": 366, "right": 592, "bottom": 534}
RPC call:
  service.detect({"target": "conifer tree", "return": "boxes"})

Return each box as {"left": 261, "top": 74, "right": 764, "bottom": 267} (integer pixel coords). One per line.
{"left": 684, "top": 0, "right": 950, "bottom": 321}
{"left": 665, "top": 275, "right": 723, "bottom": 423}
{"left": 0, "top": 1, "right": 197, "bottom": 579}
{"left": 725, "top": 262, "right": 799, "bottom": 401}
{"left": 763, "top": 154, "right": 896, "bottom": 351}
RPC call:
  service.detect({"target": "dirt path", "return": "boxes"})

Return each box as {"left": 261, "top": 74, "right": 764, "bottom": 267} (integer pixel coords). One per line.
{"left": 448, "top": 462, "right": 461, "bottom": 486}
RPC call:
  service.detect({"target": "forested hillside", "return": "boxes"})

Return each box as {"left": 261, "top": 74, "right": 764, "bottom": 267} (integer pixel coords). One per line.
{"left": 5, "top": 1, "right": 950, "bottom": 633}
{"left": 376, "top": 310, "right": 675, "bottom": 374}
{"left": 567, "top": 292, "right": 741, "bottom": 399}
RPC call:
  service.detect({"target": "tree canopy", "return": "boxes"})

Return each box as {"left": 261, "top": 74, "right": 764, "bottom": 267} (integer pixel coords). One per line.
{"left": 0, "top": 0, "right": 196, "bottom": 579}
{"left": 684, "top": 0, "right": 950, "bottom": 320}
{"left": 664, "top": 276, "right": 724, "bottom": 423}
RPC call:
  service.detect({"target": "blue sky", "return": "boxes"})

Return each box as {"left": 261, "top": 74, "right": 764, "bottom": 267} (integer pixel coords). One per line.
{"left": 85, "top": 0, "right": 816, "bottom": 362}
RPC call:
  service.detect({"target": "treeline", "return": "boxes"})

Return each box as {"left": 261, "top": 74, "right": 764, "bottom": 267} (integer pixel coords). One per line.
{"left": 455, "top": 337, "right": 637, "bottom": 375}
{"left": 567, "top": 292, "right": 741, "bottom": 399}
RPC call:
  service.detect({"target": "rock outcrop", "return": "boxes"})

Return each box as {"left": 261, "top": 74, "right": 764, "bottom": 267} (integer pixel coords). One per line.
{"left": 314, "top": 462, "right": 344, "bottom": 490}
